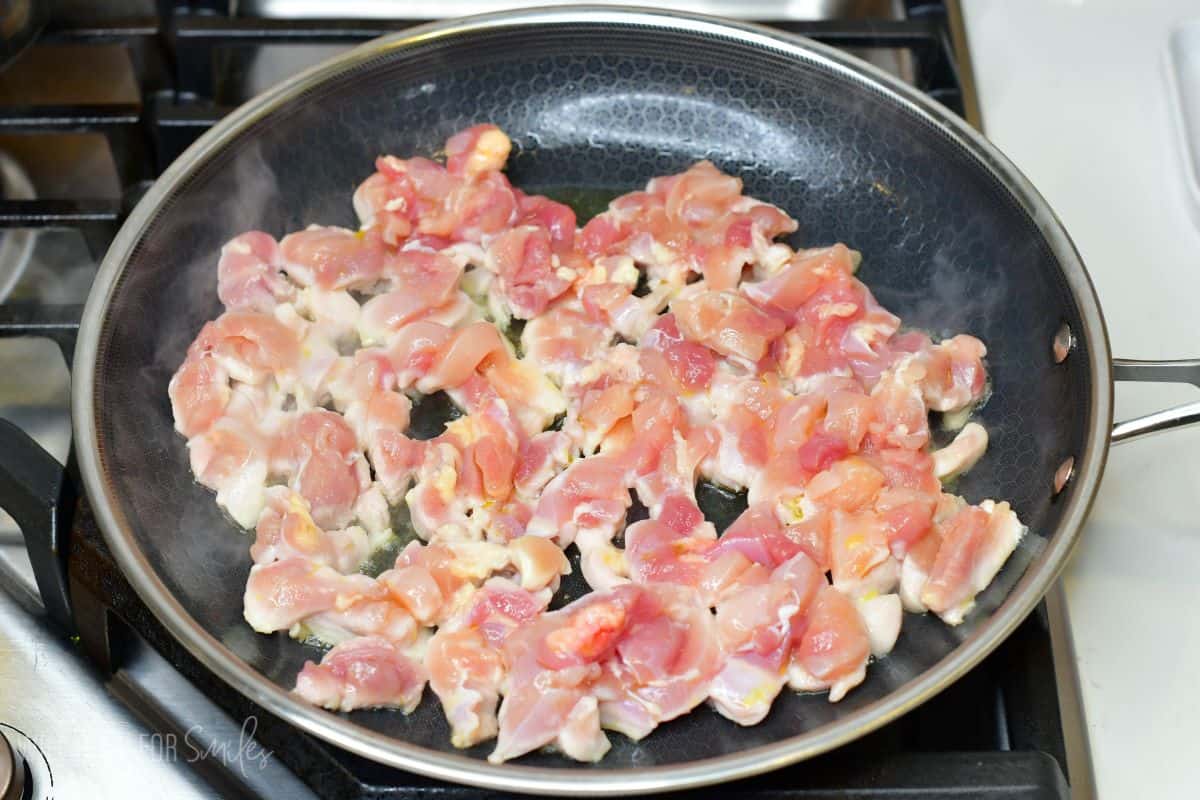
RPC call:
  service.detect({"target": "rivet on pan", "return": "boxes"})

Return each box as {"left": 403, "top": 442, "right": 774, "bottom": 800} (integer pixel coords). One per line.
{"left": 1053, "top": 457, "right": 1075, "bottom": 495}
{"left": 1052, "top": 323, "right": 1073, "bottom": 363}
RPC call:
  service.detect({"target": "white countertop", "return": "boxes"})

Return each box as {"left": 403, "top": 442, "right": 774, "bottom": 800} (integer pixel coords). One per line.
{"left": 964, "top": 2, "right": 1200, "bottom": 797}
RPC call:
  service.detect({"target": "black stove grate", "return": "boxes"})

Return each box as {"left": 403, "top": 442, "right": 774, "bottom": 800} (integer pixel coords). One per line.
{"left": 0, "top": 3, "right": 1067, "bottom": 798}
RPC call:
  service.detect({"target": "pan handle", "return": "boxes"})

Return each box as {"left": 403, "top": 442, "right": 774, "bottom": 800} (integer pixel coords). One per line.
{"left": 0, "top": 417, "right": 75, "bottom": 632}
{"left": 1111, "top": 358, "right": 1200, "bottom": 444}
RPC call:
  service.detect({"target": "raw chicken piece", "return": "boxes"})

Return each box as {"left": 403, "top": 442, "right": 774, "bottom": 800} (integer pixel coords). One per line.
{"left": 474, "top": 497, "right": 535, "bottom": 544}
{"left": 557, "top": 696, "right": 610, "bottom": 762}
{"left": 427, "top": 577, "right": 549, "bottom": 748}
{"left": 508, "top": 535, "right": 570, "bottom": 591}
{"left": 463, "top": 577, "right": 551, "bottom": 639}
{"left": 243, "top": 557, "right": 380, "bottom": 634}
{"left": 709, "top": 552, "right": 823, "bottom": 725}
{"left": 820, "top": 390, "right": 875, "bottom": 451}
{"left": 362, "top": 389, "right": 424, "bottom": 504}
{"left": 525, "top": 453, "right": 632, "bottom": 548}
{"left": 278, "top": 225, "right": 387, "bottom": 291}
{"left": 217, "top": 230, "right": 292, "bottom": 312}
{"left": 565, "top": 380, "right": 636, "bottom": 456}
{"left": 438, "top": 539, "right": 514, "bottom": 584}
{"left": 431, "top": 407, "right": 521, "bottom": 511}
{"left": 377, "top": 541, "right": 473, "bottom": 626}
{"left": 746, "top": 431, "right": 849, "bottom": 509}
{"left": 743, "top": 245, "right": 858, "bottom": 313}
{"left": 489, "top": 588, "right": 643, "bottom": 763}
{"left": 917, "top": 335, "right": 988, "bottom": 413}
{"left": 621, "top": 390, "right": 694, "bottom": 484}
{"left": 766, "top": 392, "right": 827, "bottom": 454}
{"left": 294, "top": 285, "right": 361, "bottom": 341}
{"left": 869, "top": 447, "right": 942, "bottom": 496}
{"left": 388, "top": 320, "right": 507, "bottom": 394}
{"left": 575, "top": 527, "right": 633, "bottom": 592}
{"left": 623, "top": 515, "right": 769, "bottom": 606}
{"left": 624, "top": 517, "right": 714, "bottom": 586}
{"left": 356, "top": 249, "right": 464, "bottom": 345}
{"left": 522, "top": 302, "right": 613, "bottom": 384}
{"left": 790, "top": 584, "right": 871, "bottom": 702}
{"left": 514, "top": 191, "right": 576, "bottom": 254}
{"left": 556, "top": 344, "right": 642, "bottom": 442}
{"left": 350, "top": 482, "right": 393, "bottom": 542}
{"left": 354, "top": 145, "right": 516, "bottom": 246}
{"left": 272, "top": 303, "right": 344, "bottom": 410}
{"left": 594, "top": 585, "right": 722, "bottom": 738}
{"left": 485, "top": 225, "right": 575, "bottom": 319}
{"left": 188, "top": 418, "right": 270, "bottom": 528}
{"left": 379, "top": 537, "right": 513, "bottom": 624}
{"left": 302, "top": 596, "right": 418, "bottom": 647}
{"left": 729, "top": 393, "right": 825, "bottom": 501}
{"left": 708, "top": 378, "right": 807, "bottom": 496}
{"left": 749, "top": 246, "right": 899, "bottom": 384}
{"left": 404, "top": 442, "right": 469, "bottom": 540}
{"left": 700, "top": 407, "right": 772, "bottom": 494}
{"left": 280, "top": 409, "right": 371, "bottom": 530}
{"left": 828, "top": 510, "right": 899, "bottom": 598}
{"left": 899, "top": 526, "right": 942, "bottom": 613}
{"left": 513, "top": 431, "right": 572, "bottom": 498}
{"left": 868, "top": 358, "right": 932, "bottom": 451}
{"left": 294, "top": 636, "right": 427, "bottom": 712}
{"left": 631, "top": 427, "right": 715, "bottom": 518}
{"left": 631, "top": 160, "right": 797, "bottom": 289}
{"left": 639, "top": 313, "right": 716, "bottom": 395}
{"left": 920, "top": 500, "right": 1024, "bottom": 625}
{"left": 427, "top": 626, "right": 506, "bottom": 747}
{"left": 806, "top": 456, "right": 885, "bottom": 513}
{"left": 491, "top": 681, "right": 609, "bottom": 764}
{"left": 708, "top": 656, "right": 787, "bottom": 728}
{"left": 168, "top": 355, "right": 230, "bottom": 438}
{"left": 187, "top": 310, "right": 301, "bottom": 386}
{"left": 710, "top": 504, "right": 807, "bottom": 572}
{"left": 853, "top": 592, "right": 902, "bottom": 657}
{"left": 445, "top": 123, "right": 512, "bottom": 178}
{"left": 326, "top": 347, "right": 396, "bottom": 419}
{"left": 436, "top": 170, "right": 520, "bottom": 245}
{"left": 539, "top": 587, "right": 642, "bottom": 666}
{"left": 577, "top": 257, "right": 670, "bottom": 341}
{"left": 533, "top": 451, "right": 634, "bottom": 590}
{"left": 874, "top": 486, "right": 937, "bottom": 559}
{"left": 465, "top": 431, "right": 519, "bottom": 504}
{"left": 472, "top": 355, "right": 567, "bottom": 437}
{"left": 932, "top": 422, "right": 989, "bottom": 480}
{"left": 673, "top": 288, "right": 785, "bottom": 364}
{"left": 251, "top": 487, "right": 369, "bottom": 573}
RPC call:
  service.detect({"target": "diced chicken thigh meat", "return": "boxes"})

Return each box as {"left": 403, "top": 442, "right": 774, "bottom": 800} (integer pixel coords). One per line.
{"left": 174, "top": 124, "right": 1022, "bottom": 763}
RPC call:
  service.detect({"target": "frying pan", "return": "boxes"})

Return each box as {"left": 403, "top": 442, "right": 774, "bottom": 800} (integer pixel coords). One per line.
{"left": 7, "top": 5, "right": 1199, "bottom": 796}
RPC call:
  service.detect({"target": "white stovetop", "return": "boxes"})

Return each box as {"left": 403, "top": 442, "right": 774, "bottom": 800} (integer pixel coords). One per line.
{"left": 964, "top": 1, "right": 1200, "bottom": 797}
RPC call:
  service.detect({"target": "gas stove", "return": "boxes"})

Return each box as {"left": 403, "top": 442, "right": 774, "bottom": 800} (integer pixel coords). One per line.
{"left": 0, "top": 3, "right": 1084, "bottom": 798}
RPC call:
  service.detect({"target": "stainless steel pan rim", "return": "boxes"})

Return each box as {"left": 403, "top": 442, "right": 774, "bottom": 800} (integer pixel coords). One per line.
{"left": 70, "top": 5, "right": 1113, "bottom": 795}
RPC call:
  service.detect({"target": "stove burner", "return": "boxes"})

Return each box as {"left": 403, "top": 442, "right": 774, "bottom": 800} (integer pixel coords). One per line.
{"left": 0, "top": 728, "right": 24, "bottom": 800}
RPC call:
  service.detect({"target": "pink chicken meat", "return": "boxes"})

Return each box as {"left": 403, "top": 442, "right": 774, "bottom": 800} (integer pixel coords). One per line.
{"left": 170, "top": 124, "right": 1025, "bottom": 763}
